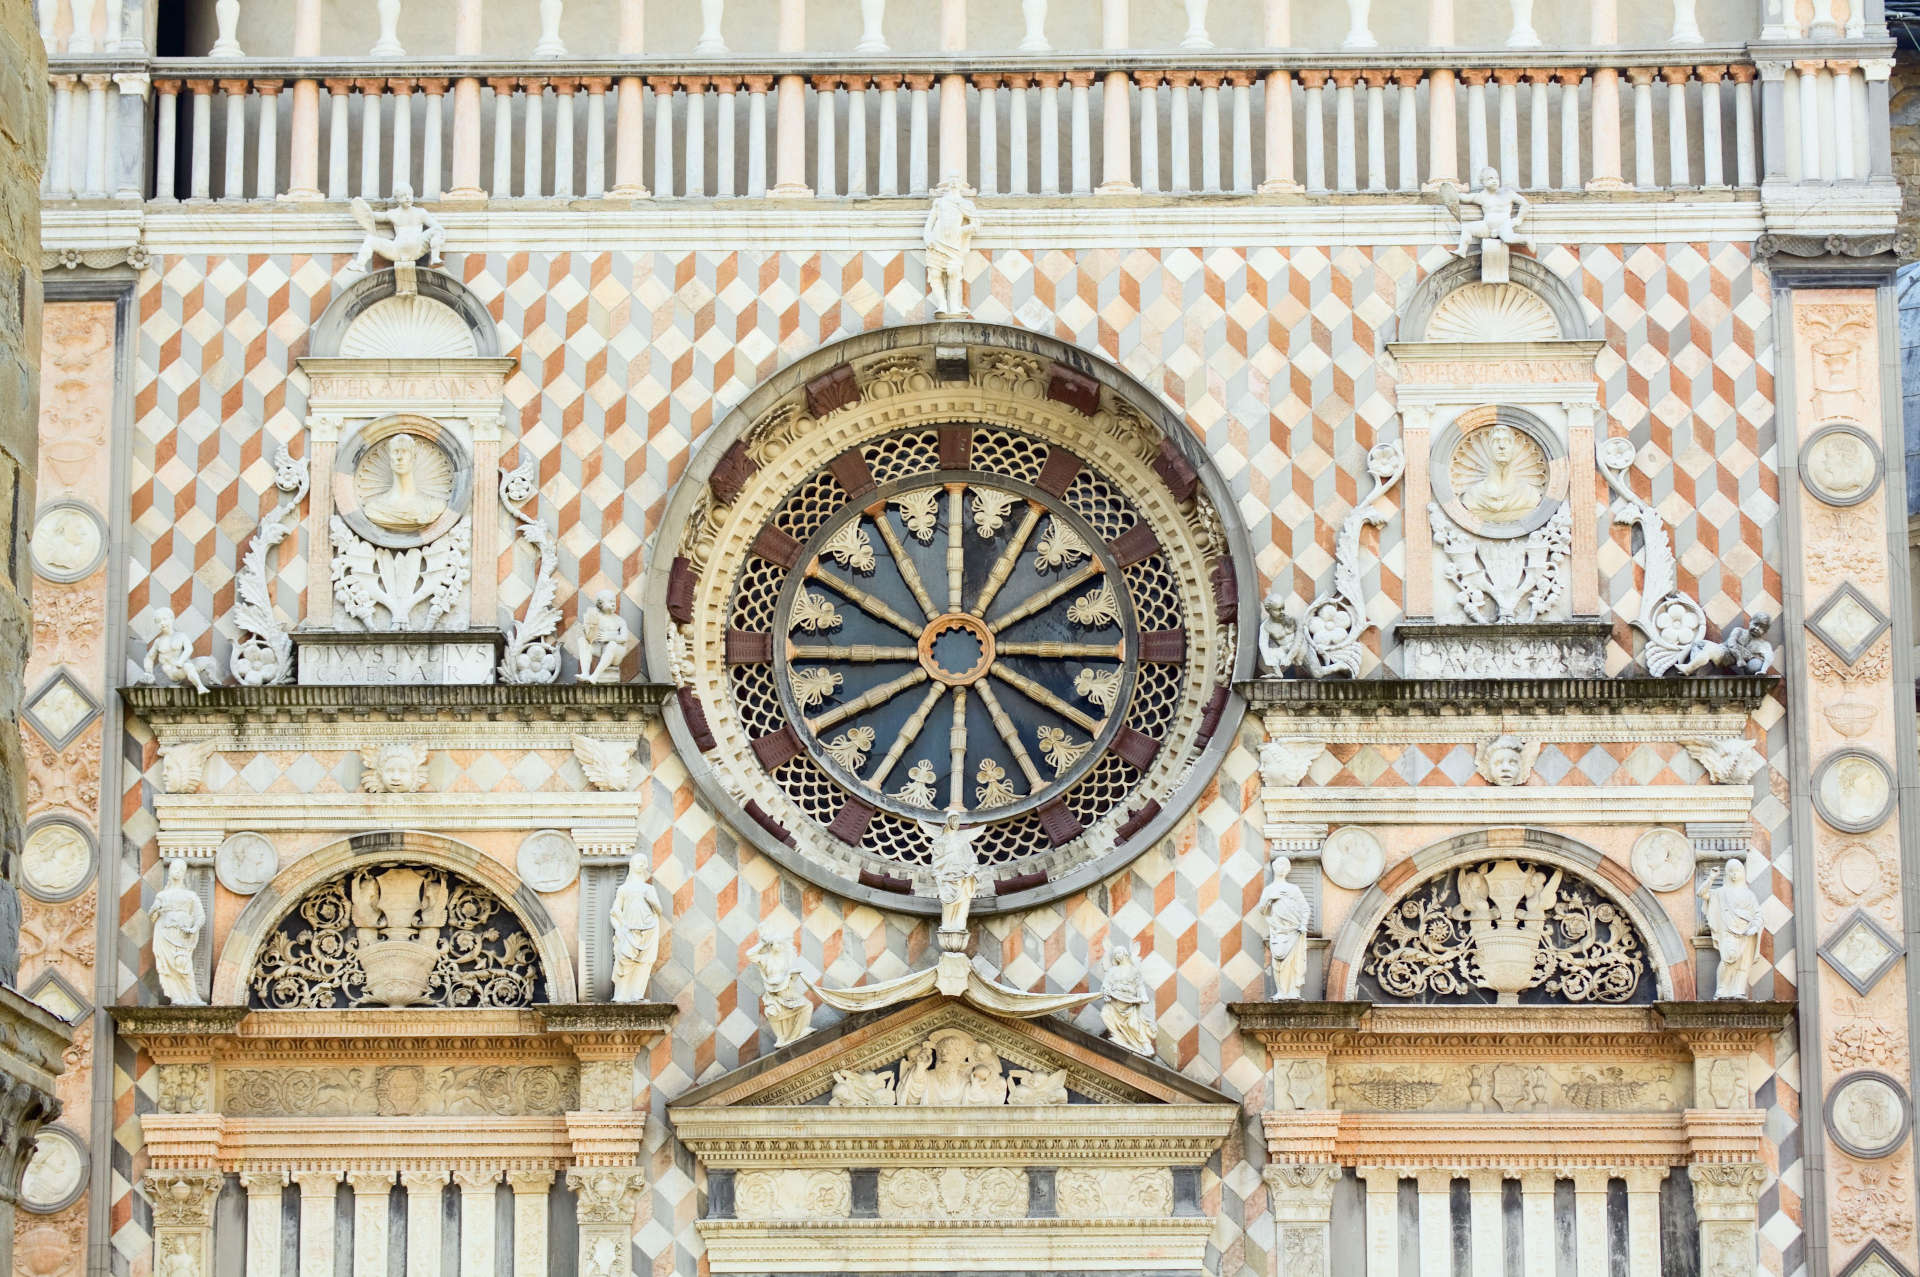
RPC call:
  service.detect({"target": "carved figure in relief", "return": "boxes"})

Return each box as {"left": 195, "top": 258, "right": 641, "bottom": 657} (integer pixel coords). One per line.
{"left": 922, "top": 809, "right": 981, "bottom": 938}
{"left": 573, "top": 591, "right": 637, "bottom": 683}
{"left": 360, "top": 434, "right": 450, "bottom": 532}
{"left": 157, "top": 1238, "right": 196, "bottom": 1277}
{"left": 921, "top": 183, "right": 978, "bottom": 317}
{"left": 359, "top": 742, "right": 431, "bottom": 794}
{"left": 1703, "top": 859, "right": 1763, "bottom": 999}
{"left": 829, "top": 1069, "right": 897, "bottom": 1106}
{"left": 748, "top": 928, "right": 814, "bottom": 1047}
{"left": 1099, "top": 941, "right": 1157, "bottom": 1057}
{"left": 1258, "top": 858, "right": 1310, "bottom": 1001}
{"left": 1007, "top": 1067, "right": 1069, "bottom": 1105}
{"left": 1257, "top": 586, "right": 1309, "bottom": 675}
{"left": 1443, "top": 167, "right": 1534, "bottom": 258}
{"left": 1473, "top": 734, "right": 1540, "bottom": 786}
{"left": 347, "top": 183, "right": 447, "bottom": 273}
{"left": 608, "top": 852, "right": 663, "bottom": 1003}
{"left": 1676, "top": 613, "right": 1775, "bottom": 677}
{"left": 150, "top": 859, "right": 205, "bottom": 1006}
{"left": 1454, "top": 424, "right": 1545, "bottom": 524}
{"left": 141, "top": 609, "right": 216, "bottom": 693}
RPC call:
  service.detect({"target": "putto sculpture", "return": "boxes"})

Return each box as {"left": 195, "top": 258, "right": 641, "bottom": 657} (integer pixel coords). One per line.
{"left": 346, "top": 183, "right": 447, "bottom": 274}
{"left": 921, "top": 183, "right": 978, "bottom": 317}
{"left": 1676, "top": 613, "right": 1776, "bottom": 677}
{"left": 608, "top": 851, "right": 663, "bottom": 1003}
{"left": 359, "top": 742, "right": 432, "bottom": 794}
{"left": 573, "top": 591, "right": 638, "bottom": 684}
{"left": 748, "top": 928, "right": 815, "bottom": 1047}
{"left": 142, "top": 608, "right": 216, "bottom": 694}
{"left": 150, "top": 859, "right": 205, "bottom": 1005}
{"left": 1473, "top": 734, "right": 1541, "bottom": 787}
{"left": 1099, "top": 940, "right": 1157, "bottom": 1057}
{"left": 1442, "top": 167, "right": 1534, "bottom": 280}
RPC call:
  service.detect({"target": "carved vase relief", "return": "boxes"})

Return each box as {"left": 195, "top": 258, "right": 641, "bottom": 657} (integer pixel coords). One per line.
{"left": 248, "top": 865, "right": 545, "bottom": 1009}
{"left": 1359, "top": 860, "right": 1652, "bottom": 1005}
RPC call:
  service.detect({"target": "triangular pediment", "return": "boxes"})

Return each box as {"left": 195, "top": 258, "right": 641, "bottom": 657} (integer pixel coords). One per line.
{"left": 672, "top": 996, "right": 1232, "bottom": 1111}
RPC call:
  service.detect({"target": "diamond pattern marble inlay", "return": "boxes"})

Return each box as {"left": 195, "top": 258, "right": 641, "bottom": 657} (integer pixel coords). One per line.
{"left": 1819, "top": 909, "right": 1906, "bottom": 995}
{"left": 23, "top": 673, "right": 99, "bottom": 749}
{"left": 1806, "top": 584, "right": 1891, "bottom": 666}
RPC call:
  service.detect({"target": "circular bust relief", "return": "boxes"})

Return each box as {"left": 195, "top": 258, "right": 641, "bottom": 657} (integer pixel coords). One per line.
{"left": 1629, "top": 828, "right": 1694, "bottom": 894}
{"left": 1430, "top": 412, "right": 1567, "bottom": 539}
{"left": 1801, "top": 423, "right": 1883, "bottom": 508}
{"left": 1321, "top": 827, "right": 1386, "bottom": 891}
{"left": 1814, "top": 750, "right": 1895, "bottom": 834}
{"left": 1826, "top": 1070, "right": 1912, "bottom": 1159}
{"left": 215, "top": 831, "right": 279, "bottom": 896}
{"left": 517, "top": 829, "right": 581, "bottom": 893}
{"left": 332, "top": 415, "right": 473, "bottom": 550}
{"left": 19, "top": 818, "right": 95, "bottom": 902}
{"left": 19, "top": 1126, "right": 88, "bottom": 1214}
{"left": 29, "top": 501, "right": 105, "bottom": 583}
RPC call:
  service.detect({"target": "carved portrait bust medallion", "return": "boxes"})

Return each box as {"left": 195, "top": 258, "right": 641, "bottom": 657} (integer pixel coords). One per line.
{"left": 1815, "top": 750, "right": 1895, "bottom": 834}
{"left": 215, "top": 832, "right": 279, "bottom": 896}
{"left": 1629, "top": 828, "right": 1694, "bottom": 894}
{"left": 332, "top": 415, "right": 473, "bottom": 549}
{"left": 516, "top": 829, "right": 581, "bottom": 893}
{"left": 29, "top": 501, "right": 106, "bottom": 583}
{"left": 1430, "top": 411, "right": 1567, "bottom": 539}
{"left": 20, "top": 817, "right": 95, "bottom": 902}
{"left": 1320, "top": 827, "right": 1386, "bottom": 891}
{"left": 1826, "top": 1071, "right": 1912, "bottom": 1159}
{"left": 1801, "top": 423, "right": 1883, "bottom": 508}
{"left": 19, "top": 1127, "right": 88, "bottom": 1214}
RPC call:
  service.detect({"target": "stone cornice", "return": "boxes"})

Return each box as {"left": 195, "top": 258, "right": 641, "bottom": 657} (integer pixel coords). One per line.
{"left": 670, "top": 1104, "right": 1239, "bottom": 1168}
{"left": 113, "top": 1004, "right": 675, "bottom": 1063}
{"left": 696, "top": 1217, "right": 1216, "bottom": 1275}
{"left": 1239, "top": 676, "right": 1778, "bottom": 714}
{"left": 1229, "top": 1001, "right": 1790, "bottom": 1057}
{"left": 121, "top": 682, "right": 670, "bottom": 723}
{"left": 1262, "top": 1110, "right": 1766, "bottom": 1170}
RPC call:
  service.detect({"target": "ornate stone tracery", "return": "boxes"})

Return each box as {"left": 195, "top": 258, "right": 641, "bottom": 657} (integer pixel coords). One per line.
{"left": 248, "top": 864, "right": 546, "bottom": 1010}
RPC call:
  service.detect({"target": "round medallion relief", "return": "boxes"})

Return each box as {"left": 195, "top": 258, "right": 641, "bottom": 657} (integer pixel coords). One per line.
{"left": 1430, "top": 413, "right": 1567, "bottom": 539}
{"left": 1629, "top": 828, "right": 1694, "bottom": 894}
{"left": 19, "top": 818, "right": 95, "bottom": 903}
{"left": 332, "top": 415, "right": 472, "bottom": 550}
{"left": 29, "top": 501, "right": 105, "bottom": 583}
{"left": 516, "top": 829, "right": 581, "bottom": 893}
{"left": 19, "top": 1126, "right": 88, "bottom": 1214}
{"left": 1801, "top": 423, "right": 1883, "bottom": 508}
{"left": 215, "top": 832, "right": 279, "bottom": 896}
{"left": 1814, "top": 750, "right": 1895, "bottom": 834}
{"left": 1320, "top": 827, "right": 1386, "bottom": 891}
{"left": 1826, "top": 1070, "right": 1912, "bottom": 1159}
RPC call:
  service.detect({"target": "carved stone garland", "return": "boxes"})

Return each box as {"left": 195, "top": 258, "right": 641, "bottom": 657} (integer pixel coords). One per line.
{"left": 228, "top": 445, "right": 310, "bottom": 686}
{"left": 1264, "top": 442, "right": 1404, "bottom": 678}
{"left": 498, "top": 452, "right": 563, "bottom": 684}
{"left": 248, "top": 865, "right": 545, "bottom": 1010}
{"left": 1359, "top": 860, "right": 1653, "bottom": 1006}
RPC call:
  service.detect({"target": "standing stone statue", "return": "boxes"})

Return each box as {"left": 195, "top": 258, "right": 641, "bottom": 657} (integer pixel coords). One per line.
{"left": 748, "top": 928, "right": 814, "bottom": 1047}
{"left": 921, "top": 184, "right": 978, "bottom": 317}
{"left": 142, "top": 608, "right": 215, "bottom": 694}
{"left": 608, "top": 852, "right": 663, "bottom": 1003}
{"left": 150, "top": 860, "right": 205, "bottom": 1006}
{"left": 574, "top": 591, "right": 638, "bottom": 684}
{"left": 923, "top": 808, "right": 981, "bottom": 941}
{"left": 1099, "top": 941, "right": 1157, "bottom": 1057}
{"left": 1703, "top": 859, "right": 1763, "bottom": 1000}
{"left": 347, "top": 183, "right": 447, "bottom": 274}
{"left": 1259, "top": 858, "right": 1310, "bottom": 1000}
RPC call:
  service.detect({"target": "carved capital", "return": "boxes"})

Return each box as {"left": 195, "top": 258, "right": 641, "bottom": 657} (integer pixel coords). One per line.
{"left": 507, "top": 1169, "right": 555, "bottom": 1194}
{"left": 143, "top": 1169, "right": 225, "bottom": 1228}
{"left": 240, "top": 1170, "right": 289, "bottom": 1196}
{"left": 290, "top": 1169, "right": 341, "bottom": 1197}
{"left": 399, "top": 1169, "right": 448, "bottom": 1193}
{"left": 1263, "top": 1162, "right": 1340, "bottom": 1219}
{"left": 346, "top": 1169, "right": 396, "bottom": 1196}
{"left": 452, "top": 1168, "right": 501, "bottom": 1195}
{"left": 566, "top": 1167, "right": 646, "bottom": 1224}
{"left": 1686, "top": 1161, "right": 1766, "bottom": 1216}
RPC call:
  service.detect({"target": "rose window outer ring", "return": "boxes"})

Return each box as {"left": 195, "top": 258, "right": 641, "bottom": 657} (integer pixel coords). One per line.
{"left": 647, "top": 330, "right": 1256, "bottom": 917}
{"left": 768, "top": 470, "right": 1141, "bottom": 825}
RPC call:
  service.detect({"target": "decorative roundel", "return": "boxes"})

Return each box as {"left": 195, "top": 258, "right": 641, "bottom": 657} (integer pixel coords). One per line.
{"left": 652, "top": 337, "right": 1252, "bottom": 914}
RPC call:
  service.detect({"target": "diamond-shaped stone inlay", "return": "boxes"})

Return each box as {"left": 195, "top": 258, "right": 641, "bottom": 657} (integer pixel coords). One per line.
{"left": 1838, "top": 1241, "right": 1914, "bottom": 1277}
{"left": 1807, "top": 583, "right": 1891, "bottom": 666}
{"left": 24, "top": 970, "right": 90, "bottom": 1024}
{"left": 1820, "top": 909, "right": 1905, "bottom": 995}
{"left": 22, "top": 673, "right": 99, "bottom": 749}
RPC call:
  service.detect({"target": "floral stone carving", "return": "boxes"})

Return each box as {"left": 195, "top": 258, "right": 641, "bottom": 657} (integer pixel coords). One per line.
{"left": 1430, "top": 501, "right": 1570, "bottom": 624}
{"left": 248, "top": 865, "right": 545, "bottom": 1009}
{"left": 328, "top": 514, "right": 472, "bottom": 631}
{"left": 1361, "top": 860, "right": 1652, "bottom": 1006}
{"left": 229, "top": 444, "right": 309, "bottom": 685}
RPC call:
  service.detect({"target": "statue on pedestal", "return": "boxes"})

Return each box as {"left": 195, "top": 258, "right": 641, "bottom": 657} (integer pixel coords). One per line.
{"left": 922, "top": 184, "right": 978, "bottom": 317}
{"left": 923, "top": 808, "right": 981, "bottom": 943}
{"left": 1442, "top": 168, "right": 1533, "bottom": 282}
{"left": 1703, "top": 859, "right": 1763, "bottom": 1000}
{"left": 609, "top": 852, "right": 663, "bottom": 1003}
{"left": 142, "top": 608, "right": 216, "bottom": 694}
{"left": 1259, "top": 858, "right": 1310, "bottom": 1000}
{"left": 150, "top": 859, "right": 205, "bottom": 1006}
{"left": 574, "top": 591, "right": 638, "bottom": 683}
{"left": 748, "top": 928, "right": 815, "bottom": 1047}
{"left": 347, "top": 183, "right": 446, "bottom": 274}
{"left": 1099, "top": 940, "right": 1157, "bottom": 1057}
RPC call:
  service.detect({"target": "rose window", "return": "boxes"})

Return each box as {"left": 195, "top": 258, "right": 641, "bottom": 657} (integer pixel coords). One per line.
{"left": 656, "top": 343, "right": 1249, "bottom": 912}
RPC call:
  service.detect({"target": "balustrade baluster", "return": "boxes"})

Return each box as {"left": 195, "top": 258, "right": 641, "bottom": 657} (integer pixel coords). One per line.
{"left": 524, "top": 79, "right": 545, "bottom": 198}
{"left": 813, "top": 76, "right": 837, "bottom": 198}
{"left": 614, "top": 76, "right": 647, "bottom": 197}
{"left": 255, "top": 78, "right": 283, "bottom": 198}
{"left": 1394, "top": 70, "right": 1420, "bottom": 192}
{"left": 423, "top": 81, "right": 446, "bottom": 198}
{"left": 581, "top": 80, "right": 608, "bottom": 197}
{"left": 745, "top": 77, "right": 769, "bottom": 197}
{"left": 1067, "top": 72, "right": 1092, "bottom": 196}
{"left": 1137, "top": 74, "right": 1160, "bottom": 194}
{"left": 391, "top": 80, "right": 413, "bottom": 195}
{"left": 1300, "top": 71, "right": 1326, "bottom": 195}
{"left": 84, "top": 73, "right": 113, "bottom": 198}
{"left": 373, "top": 0, "right": 403, "bottom": 55}
{"left": 1331, "top": 71, "right": 1356, "bottom": 193}
{"left": 218, "top": 77, "right": 247, "bottom": 199}
{"left": 876, "top": 76, "right": 900, "bottom": 196}
{"left": 552, "top": 80, "right": 575, "bottom": 197}
{"left": 715, "top": 79, "right": 737, "bottom": 197}
{"left": 685, "top": 78, "right": 708, "bottom": 198}
{"left": 46, "top": 75, "right": 73, "bottom": 197}
{"left": 360, "top": 79, "right": 385, "bottom": 198}
{"left": 1429, "top": 68, "right": 1458, "bottom": 186}
{"left": 189, "top": 79, "right": 215, "bottom": 200}
{"left": 1463, "top": 70, "right": 1489, "bottom": 180}
{"left": 1165, "top": 74, "right": 1190, "bottom": 195}
{"left": 940, "top": 74, "right": 967, "bottom": 188}
{"left": 1197, "top": 72, "right": 1223, "bottom": 194}
{"left": 1525, "top": 70, "right": 1549, "bottom": 188}
{"left": 489, "top": 79, "right": 515, "bottom": 198}
{"left": 1103, "top": 70, "right": 1135, "bottom": 194}
{"left": 1589, "top": 67, "right": 1623, "bottom": 188}
{"left": 1007, "top": 77, "right": 1028, "bottom": 195}
{"left": 1230, "top": 74, "right": 1252, "bottom": 193}
{"left": 1494, "top": 70, "right": 1520, "bottom": 184}
{"left": 1663, "top": 67, "right": 1691, "bottom": 186}
{"left": 1556, "top": 69, "right": 1582, "bottom": 189}
{"left": 1627, "top": 69, "right": 1654, "bottom": 188}
{"left": 1020, "top": 0, "right": 1048, "bottom": 52}
{"left": 1261, "top": 68, "right": 1297, "bottom": 192}
{"left": 1731, "top": 66, "right": 1756, "bottom": 186}
{"left": 536, "top": 0, "right": 566, "bottom": 56}
{"left": 1363, "top": 73, "right": 1386, "bottom": 192}
{"left": 906, "top": 74, "right": 932, "bottom": 195}
{"left": 847, "top": 77, "right": 869, "bottom": 197}
{"left": 973, "top": 76, "right": 997, "bottom": 196}
{"left": 651, "top": 78, "right": 676, "bottom": 198}
{"left": 154, "top": 81, "right": 179, "bottom": 200}
{"left": 449, "top": 0, "right": 484, "bottom": 197}
{"left": 1831, "top": 61, "right": 1857, "bottom": 180}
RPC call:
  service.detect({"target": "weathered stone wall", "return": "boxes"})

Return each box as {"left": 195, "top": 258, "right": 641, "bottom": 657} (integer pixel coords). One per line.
{"left": 0, "top": 0, "right": 50, "bottom": 984}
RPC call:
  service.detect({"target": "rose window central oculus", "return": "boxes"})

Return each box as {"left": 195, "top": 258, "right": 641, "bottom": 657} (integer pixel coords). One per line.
{"left": 920, "top": 614, "right": 994, "bottom": 685}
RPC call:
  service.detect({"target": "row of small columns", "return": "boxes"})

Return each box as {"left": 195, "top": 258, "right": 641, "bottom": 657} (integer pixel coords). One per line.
{"left": 1359, "top": 1165, "right": 1665, "bottom": 1276}
{"left": 244, "top": 1167, "right": 556, "bottom": 1277}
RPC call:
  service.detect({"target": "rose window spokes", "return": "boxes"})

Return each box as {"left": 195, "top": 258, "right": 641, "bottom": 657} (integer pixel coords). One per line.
{"left": 248, "top": 864, "right": 545, "bottom": 1010}
{"left": 772, "top": 476, "right": 1138, "bottom": 826}
{"left": 1359, "top": 859, "right": 1652, "bottom": 1006}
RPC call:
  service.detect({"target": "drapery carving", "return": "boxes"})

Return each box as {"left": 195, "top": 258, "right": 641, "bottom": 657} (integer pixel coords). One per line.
{"left": 824, "top": 1027, "right": 1071, "bottom": 1107}
{"left": 248, "top": 865, "right": 544, "bottom": 1009}
{"left": 1359, "top": 860, "right": 1652, "bottom": 1006}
